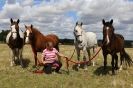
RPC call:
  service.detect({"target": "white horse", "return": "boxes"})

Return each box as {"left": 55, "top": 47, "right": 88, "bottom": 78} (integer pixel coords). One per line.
{"left": 73, "top": 22, "right": 98, "bottom": 70}
{"left": 6, "top": 18, "right": 24, "bottom": 67}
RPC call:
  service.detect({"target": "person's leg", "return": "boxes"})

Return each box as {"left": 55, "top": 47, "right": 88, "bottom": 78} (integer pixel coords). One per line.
{"left": 54, "top": 61, "right": 62, "bottom": 73}
{"left": 43, "top": 63, "right": 52, "bottom": 74}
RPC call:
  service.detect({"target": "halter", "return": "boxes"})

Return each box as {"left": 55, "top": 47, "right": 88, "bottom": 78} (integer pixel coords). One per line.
{"left": 11, "top": 31, "right": 17, "bottom": 33}
{"left": 25, "top": 35, "right": 29, "bottom": 37}
{"left": 25, "top": 33, "right": 33, "bottom": 38}
{"left": 74, "top": 31, "right": 83, "bottom": 44}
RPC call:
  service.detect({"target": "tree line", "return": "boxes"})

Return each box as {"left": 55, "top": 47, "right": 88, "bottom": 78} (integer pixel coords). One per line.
{"left": 0, "top": 30, "right": 10, "bottom": 43}
{"left": 0, "top": 30, "right": 132, "bottom": 47}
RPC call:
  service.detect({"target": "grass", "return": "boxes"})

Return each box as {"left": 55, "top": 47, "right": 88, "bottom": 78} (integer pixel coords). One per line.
{"left": 0, "top": 44, "right": 133, "bottom": 88}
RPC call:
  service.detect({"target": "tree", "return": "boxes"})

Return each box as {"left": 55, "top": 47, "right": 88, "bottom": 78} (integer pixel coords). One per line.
{"left": 0, "top": 30, "right": 10, "bottom": 43}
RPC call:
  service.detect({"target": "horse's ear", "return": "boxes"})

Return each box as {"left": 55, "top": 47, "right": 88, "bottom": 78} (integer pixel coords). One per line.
{"left": 81, "top": 22, "right": 83, "bottom": 26}
{"left": 110, "top": 19, "right": 113, "bottom": 24}
{"left": 10, "top": 18, "right": 13, "bottom": 23}
{"left": 25, "top": 25, "right": 27, "bottom": 29}
{"left": 76, "top": 21, "right": 78, "bottom": 25}
{"left": 31, "top": 24, "right": 33, "bottom": 28}
{"left": 102, "top": 19, "right": 105, "bottom": 25}
{"left": 17, "top": 19, "right": 20, "bottom": 24}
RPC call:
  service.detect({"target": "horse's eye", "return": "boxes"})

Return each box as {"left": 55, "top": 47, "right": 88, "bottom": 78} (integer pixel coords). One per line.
{"left": 30, "top": 33, "right": 33, "bottom": 36}
{"left": 75, "top": 30, "right": 77, "bottom": 32}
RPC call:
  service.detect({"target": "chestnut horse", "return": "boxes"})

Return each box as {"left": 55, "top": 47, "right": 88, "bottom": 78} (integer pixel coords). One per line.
{"left": 24, "top": 24, "right": 59, "bottom": 66}
{"left": 102, "top": 19, "right": 133, "bottom": 74}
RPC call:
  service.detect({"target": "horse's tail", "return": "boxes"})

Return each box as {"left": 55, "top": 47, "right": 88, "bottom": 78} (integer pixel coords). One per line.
{"left": 123, "top": 49, "right": 133, "bottom": 66}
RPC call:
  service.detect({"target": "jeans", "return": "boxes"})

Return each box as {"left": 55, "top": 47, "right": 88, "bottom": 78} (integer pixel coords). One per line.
{"left": 43, "top": 61, "right": 62, "bottom": 74}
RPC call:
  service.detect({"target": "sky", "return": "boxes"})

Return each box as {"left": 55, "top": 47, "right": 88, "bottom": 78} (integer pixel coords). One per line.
{"left": 0, "top": 0, "right": 133, "bottom": 40}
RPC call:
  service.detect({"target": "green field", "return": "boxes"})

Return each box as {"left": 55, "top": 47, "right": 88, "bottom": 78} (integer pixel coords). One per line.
{"left": 0, "top": 44, "right": 133, "bottom": 88}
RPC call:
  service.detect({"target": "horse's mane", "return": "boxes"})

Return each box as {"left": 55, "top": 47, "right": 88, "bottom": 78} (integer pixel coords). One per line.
{"left": 32, "top": 27, "right": 45, "bottom": 37}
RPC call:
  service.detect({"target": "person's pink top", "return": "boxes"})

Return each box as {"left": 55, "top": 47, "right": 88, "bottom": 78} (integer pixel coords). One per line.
{"left": 42, "top": 48, "right": 58, "bottom": 63}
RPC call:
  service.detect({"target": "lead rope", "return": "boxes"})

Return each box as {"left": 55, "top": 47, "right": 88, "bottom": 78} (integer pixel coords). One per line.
{"left": 65, "top": 41, "right": 106, "bottom": 73}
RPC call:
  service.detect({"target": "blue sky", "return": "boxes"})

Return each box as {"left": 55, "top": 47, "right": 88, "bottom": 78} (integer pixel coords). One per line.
{"left": 0, "top": 0, "right": 133, "bottom": 40}
{"left": 0, "top": 0, "right": 5, "bottom": 10}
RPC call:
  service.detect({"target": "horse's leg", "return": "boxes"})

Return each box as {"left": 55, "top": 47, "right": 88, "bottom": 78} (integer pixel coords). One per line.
{"left": 87, "top": 49, "right": 91, "bottom": 65}
{"left": 19, "top": 48, "right": 23, "bottom": 67}
{"left": 114, "top": 54, "right": 119, "bottom": 70}
{"left": 92, "top": 46, "right": 97, "bottom": 66}
{"left": 83, "top": 47, "right": 88, "bottom": 70}
{"left": 10, "top": 49, "right": 15, "bottom": 66}
{"left": 33, "top": 51, "right": 38, "bottom": 66}
{"left": 111, "top": 55, "right": 115, "bottom": 75}
{"left": 31, "top": 46, "right": 38, "bottom": 66}
{"left": 119, "top": 52, "right": 124, "bottom": 71}
{"left": 15, "top": 48, "right": 19, "bottom": 64}
{"left": 103, "top": 52, "right": 107, "bottom": 70}
{"left": 34, "top": 52, "right": 37, "bottom": 66}
{"left": 76, "top": 47, "right": 80, "bottom": 67}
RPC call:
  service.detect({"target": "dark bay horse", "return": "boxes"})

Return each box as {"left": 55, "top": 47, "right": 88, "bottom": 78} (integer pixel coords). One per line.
{"left": 6, "top": 18, "right": 24, "bottom": 67}
{"left": 102, "top": 19, "right": 133, "bottom": 74}
{"left": 24, "top": 24, "right": 59, "bottom": 66}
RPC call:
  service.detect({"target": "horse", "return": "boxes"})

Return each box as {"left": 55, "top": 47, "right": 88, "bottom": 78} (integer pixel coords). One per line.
{"left": 102, "top": 19, "right": 133, "bottom": 74}
{"left": 24, "top": 24, "right": 59, "bottom": 66}
{"left": 6, "top": 18, "right": 24, "bottom": 67}
{"left": 73, "top": 22, "right": 98, "bottom": 70}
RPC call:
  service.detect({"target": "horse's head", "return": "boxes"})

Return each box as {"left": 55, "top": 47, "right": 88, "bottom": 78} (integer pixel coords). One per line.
{"left": 102, "top": 19, "right": 114, "bottom": 45}
{"left": 10, "top": 18, "right": 20, "bottom": 39}
{"left": 74, "top": 22, "right": 83, "bottom": 43}
{"left": 24, "top": 24, "right": 33, "bottom": 44}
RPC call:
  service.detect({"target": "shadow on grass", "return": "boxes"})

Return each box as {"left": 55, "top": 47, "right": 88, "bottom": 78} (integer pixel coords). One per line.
{"left": 15, "top": 58, "right": 30, "bottom": 68}
{"left": 72, "top": 63, "right": 91, "bottom": 71}
{"left": 60, "top": 69, "right": 70, "bottom": 75}
{"left": 93, "top": 66, "right": 112, "bottom": 76}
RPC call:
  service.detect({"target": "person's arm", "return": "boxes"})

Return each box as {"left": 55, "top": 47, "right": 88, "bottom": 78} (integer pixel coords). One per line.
{"left": 54, "top": 48, "right": 67, "bottom": 58}
{"left": 56, "top": 52, "right": 67, "bottom": 58}
{"left": 41, "top": 53, "right": 46, "bottom": 64}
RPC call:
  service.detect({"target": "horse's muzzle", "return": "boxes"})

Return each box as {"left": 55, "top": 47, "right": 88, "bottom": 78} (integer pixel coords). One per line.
{"left": 77, "top": 40, "right": 82, "bottom": 43}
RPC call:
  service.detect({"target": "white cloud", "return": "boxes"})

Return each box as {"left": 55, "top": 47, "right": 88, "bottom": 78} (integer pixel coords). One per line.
{"left": 20, "top": 0, "right": 33, "bottom": 6}
{"left": 0, "top": 2, "right": 23, "bottom": 19}
{"left": 0, "top": 0, "right": 133, "bottom": 40}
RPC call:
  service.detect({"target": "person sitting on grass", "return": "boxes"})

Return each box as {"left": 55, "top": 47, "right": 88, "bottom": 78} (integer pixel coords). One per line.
{"left": 41, "top": 42, "right": 66, "bottom": 74}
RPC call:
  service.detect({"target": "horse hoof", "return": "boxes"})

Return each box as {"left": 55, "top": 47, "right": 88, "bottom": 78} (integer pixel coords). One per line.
{"left": 78, "top": 64, "right": 80, "bottom": 67}
{"left": 10, "top": 64, "right": 13, "bottom": 67}
{"left": 103, "top": 67, "right": 106, "bottom": 70}
{"left": 10, "top": 62, "right": 14, "bottom": 67}
{"left": 92, "top": 62, "right": 95, "bottom": 66}
{"left": 115, "top": 67, "right": 119, "bottom": 70}
{"left": 119, "top": 65, "right": 123, "bottom": 71}
{"left": 84, "top": 67, "right": 88, "bottom": 70}
{"left": 21, "top": 64, "right": 24, "bottom": 68}
{"left": 87, "top": 62, "right": 91, "bottom": 66}
{"left": 32, "top": 65, "right": 37, "bottom": 68}
{"left": 92, "top": 64, "right": 95, "bottom": 67}
{"left": 112, "top": 72, "right": 115, "bottom": 75}
{"left": 119, "top": 68, "right": 122, "bottom": 71}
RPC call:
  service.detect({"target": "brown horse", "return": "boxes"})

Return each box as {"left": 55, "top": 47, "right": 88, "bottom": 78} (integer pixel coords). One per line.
{"left": 102, "top": 19, "right": 133, "bottom": 74}
{"left": 24, "top": 24, "right": 59, "bottom": 66}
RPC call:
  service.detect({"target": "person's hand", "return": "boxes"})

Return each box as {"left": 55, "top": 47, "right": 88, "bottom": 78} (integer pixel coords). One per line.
{"left": 42, "top": 61, "right": 46, "bottom": 64}
{"left": 64, "top": 56, "right": 68, "bottom": 58}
